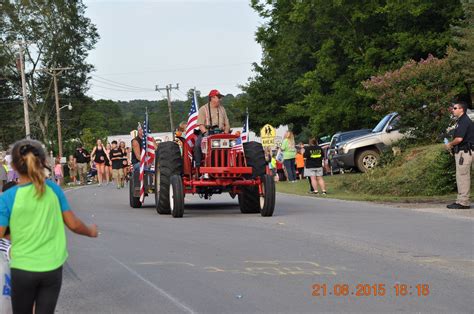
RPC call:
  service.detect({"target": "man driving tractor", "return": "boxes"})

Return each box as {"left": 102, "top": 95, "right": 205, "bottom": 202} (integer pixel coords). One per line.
{"left": 194, "top": 89, "right": 230, "bottom": 168}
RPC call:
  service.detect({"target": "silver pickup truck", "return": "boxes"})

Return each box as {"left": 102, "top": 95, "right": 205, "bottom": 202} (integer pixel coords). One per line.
{"left": 332, "top": 112, "right": 404, "bottom": 172}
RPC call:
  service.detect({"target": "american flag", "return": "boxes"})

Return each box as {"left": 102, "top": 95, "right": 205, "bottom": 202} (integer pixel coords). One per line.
{"left": 231, "top": 109, "right": 249, "bottom": 153}
{"left": 185, "top": 89, "right": 199, "bottom": 158}
{"left": 139, "top": 110, "right": 155, "bottom": 203}
{"left": 231, "top": 136, "right": 243, "bottom": 152}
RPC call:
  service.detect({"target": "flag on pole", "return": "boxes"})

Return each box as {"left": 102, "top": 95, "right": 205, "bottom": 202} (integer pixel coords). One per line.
{"left": 186, "top": 89, "right": 199, "bottom": 141}
{"left": 139, "top": 110, "right": 155, "bottom": 203}
{"left": 231, "top": 109, "right": 249, "bottom": 153}
{"left": 185, "top": 89, "right": 199, "bottom": 159}
{"left": 241, "top": 107, "right": 249, "bottom": 142}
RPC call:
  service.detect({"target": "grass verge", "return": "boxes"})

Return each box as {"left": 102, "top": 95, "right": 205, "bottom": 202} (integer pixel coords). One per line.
{"left": 276, "top": 144, "right": 472, "bottom": 204}
{"left": 275, "top": 176, "right": 458, "bottom": 203}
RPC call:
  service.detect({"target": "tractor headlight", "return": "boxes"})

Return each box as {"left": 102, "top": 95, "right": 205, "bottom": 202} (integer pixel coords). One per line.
{"left": 229, "top": 140, "right": 236, "bottom": 147}
{"left": 211, "top": 140, "right": 221, "bottom": 148}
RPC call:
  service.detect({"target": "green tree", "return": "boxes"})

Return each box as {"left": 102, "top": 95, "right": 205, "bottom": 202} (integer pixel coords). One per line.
{"left": 244, "top": 0, "right": 464, "bottom": 136}
{"left": 1, "top": 0, "right": 99, "bottom": 144}
{"left": 80, "top": 128, "right": 107, "bottom": 152}
{"left": 450, "top": 0, "right": 474, "bottom": 104}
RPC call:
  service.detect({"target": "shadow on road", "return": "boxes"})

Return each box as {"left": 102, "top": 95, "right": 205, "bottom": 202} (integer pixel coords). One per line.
{"left": 184, "top": 202, "right": 239, "bottom": 211}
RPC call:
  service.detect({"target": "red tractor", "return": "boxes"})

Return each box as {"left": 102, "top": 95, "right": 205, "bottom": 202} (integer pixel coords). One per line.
{"left": 129, "top": 130, "right": 276, "bottom": 218}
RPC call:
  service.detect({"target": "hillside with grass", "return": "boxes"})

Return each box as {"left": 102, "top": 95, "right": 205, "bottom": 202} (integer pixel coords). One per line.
{"left": 277, "top": 144, "right": 472, "bottom": 203}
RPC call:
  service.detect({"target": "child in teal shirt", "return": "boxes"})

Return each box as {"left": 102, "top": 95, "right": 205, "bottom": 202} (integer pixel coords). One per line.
{"left": 0, "top": 140, "right": 98, "bottom": 314}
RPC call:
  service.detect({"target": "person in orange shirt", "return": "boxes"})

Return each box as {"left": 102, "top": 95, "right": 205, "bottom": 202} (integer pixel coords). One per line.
{"left": 295, "top": 148, "right": 305, "bottom": 180}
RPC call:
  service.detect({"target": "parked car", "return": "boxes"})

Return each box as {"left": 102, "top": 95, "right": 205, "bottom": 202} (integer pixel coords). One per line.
{"left": 327, "top": 129, "right": 372, "bottom": 173}
{"left": 332, "top": 112, "right": 404, "bottom": 172}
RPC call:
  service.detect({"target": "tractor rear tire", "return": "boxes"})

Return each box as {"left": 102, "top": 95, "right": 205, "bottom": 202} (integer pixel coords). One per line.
{"left": 129, "top": 170, "right": 142, "bottom": 208}
{"left": 238, "top": 142, "right": 267, "bottom": 214}
{"left": 243, "top": 141, "right": 266, "bottom": 179}
{"left": 155, "top": 141, "right": 183, "bottom": 215}
{"left": 238, "top": 186, "right": 260, "bottom": 213}
{"left": 170, "top": 175, "right": 184, "bottom": 218}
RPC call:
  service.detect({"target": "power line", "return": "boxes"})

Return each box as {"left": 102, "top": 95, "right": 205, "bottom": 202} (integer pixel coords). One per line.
{"left": 89, "top": 91, "right": 113, "bottom": 98}
{"left": 95, "top": 62, "right": 254, "bottom": 76}
{"left": 90, "top": 83, "right": 156, "bottom": 93}
{"left": 90, "top": 75, "right": 154, "bottom": 91}
{"left": 173, "top": 89, "right": 189, "bottom": 99}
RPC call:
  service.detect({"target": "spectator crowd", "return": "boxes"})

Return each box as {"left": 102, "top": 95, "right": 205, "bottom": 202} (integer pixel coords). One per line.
{"left": 0, "top": 139, "right": 133, "bottom": 192}
{"left": 265, "top": 131, "right": 328, "bottom": 195}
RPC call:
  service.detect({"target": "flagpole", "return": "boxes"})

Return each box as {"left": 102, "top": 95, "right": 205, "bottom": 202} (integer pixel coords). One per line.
{"left": 246, "top": 107, "right": 249, "bottom": 142}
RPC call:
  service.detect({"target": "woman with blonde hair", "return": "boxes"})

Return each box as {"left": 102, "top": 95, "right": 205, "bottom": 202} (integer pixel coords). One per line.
{"left": 281, "top": 130, "right": 297, "bottom": 182}
{"left": 0, "top": 139, "right": 98, "bottom": 313}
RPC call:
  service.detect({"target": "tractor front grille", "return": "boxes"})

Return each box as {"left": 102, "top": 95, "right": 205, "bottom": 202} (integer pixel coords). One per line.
{"left": 209, "top": 148, "right": 245, "bottom": 178}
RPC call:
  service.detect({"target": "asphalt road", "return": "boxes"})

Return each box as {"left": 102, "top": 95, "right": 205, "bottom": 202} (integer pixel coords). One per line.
{"left": 56, "top": 184, "right": 473, "bottom": 313}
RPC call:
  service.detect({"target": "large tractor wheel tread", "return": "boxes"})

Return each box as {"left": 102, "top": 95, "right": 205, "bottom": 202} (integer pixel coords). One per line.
{"left": 243, "top": 142, "right": 266, "bottom": 179}
{"left": 238, "top": 141, "right": 267, "bottom": 214}
{"left": 260, "top": 174, "right": 276, "bottom": 217}
{"left": 238, "top": 186, "right": 260, "bottom": 213}
{"left": 170, "top": 175, "right": 185, "bottom": 218}
{"left": 155, "top": 142, "right": 183, "bottom": 214}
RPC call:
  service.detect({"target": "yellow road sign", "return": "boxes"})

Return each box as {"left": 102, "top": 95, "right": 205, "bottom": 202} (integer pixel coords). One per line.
{"left": 260, "top": 124, "right": 276, "bottom": 138}
{"left": 261, "top": 124, "right": 276, "bottom": 147}
{"left": 262, "top": 138, "right": 275, "bottom": 147}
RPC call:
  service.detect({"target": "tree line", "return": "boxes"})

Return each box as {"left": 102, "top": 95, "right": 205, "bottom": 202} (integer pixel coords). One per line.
{"left": 239, "top": 0, "right": 473, "bottom": 143}
{"left": 0, "top": 1, "right": 246, "bottom": 154}
{"left": 1, "top": 0, "right": 472, "bottom": 153}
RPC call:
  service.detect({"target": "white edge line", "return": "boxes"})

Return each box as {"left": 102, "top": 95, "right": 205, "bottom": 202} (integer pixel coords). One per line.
{"left": 110, "top": 255, "right": 196, "bottom": 314}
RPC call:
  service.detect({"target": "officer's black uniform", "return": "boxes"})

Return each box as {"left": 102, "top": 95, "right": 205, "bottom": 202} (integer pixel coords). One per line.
{"left": 448, "top": 111, "right": 474, "bottom": 209}
{"left": 453, "top": 113, "right": 474, "bottom": 148}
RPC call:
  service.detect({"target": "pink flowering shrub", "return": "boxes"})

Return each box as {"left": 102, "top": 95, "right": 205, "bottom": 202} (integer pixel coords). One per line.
{"left": 363, "top": 49, "right": 461, "bottom": 143}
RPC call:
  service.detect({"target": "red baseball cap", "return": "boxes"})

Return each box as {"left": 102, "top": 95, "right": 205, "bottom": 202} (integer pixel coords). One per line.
{"left": 208, "top": 89, "right": 224, "bottom": 98}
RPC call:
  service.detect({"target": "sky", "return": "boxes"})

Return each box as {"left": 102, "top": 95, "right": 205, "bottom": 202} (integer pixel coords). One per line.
{"left": 83, "top": 0, "right": 264, "bottom": 101}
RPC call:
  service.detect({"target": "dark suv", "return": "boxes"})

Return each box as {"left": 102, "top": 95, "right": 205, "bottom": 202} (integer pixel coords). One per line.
{"left": 327, "top": 129, "right": 372, "bottom": 173}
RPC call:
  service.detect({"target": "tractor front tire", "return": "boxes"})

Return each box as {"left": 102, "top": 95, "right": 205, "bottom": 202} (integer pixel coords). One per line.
{"left": 260, "top": 174, "right": 275, "bottom": 217}
{"left": 155, "top": 142, "right": 183, "bottom": 215}
{"left": 170, "top": 175, "right": 185, "bottom": 218}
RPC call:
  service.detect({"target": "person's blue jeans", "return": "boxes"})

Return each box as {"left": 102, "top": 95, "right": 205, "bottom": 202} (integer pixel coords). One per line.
{"left": 283, "top": 158, "right": 296, "bottom": 181}
{"left": 133, "top": 162, "right": 140, "bottom": 172}
{"left": 193, "top": 133, "right": 204, "bottom": 167}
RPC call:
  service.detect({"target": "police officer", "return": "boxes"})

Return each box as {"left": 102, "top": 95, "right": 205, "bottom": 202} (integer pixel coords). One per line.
{"left": 445, "top": 101, "right": 474, "bottom": 209}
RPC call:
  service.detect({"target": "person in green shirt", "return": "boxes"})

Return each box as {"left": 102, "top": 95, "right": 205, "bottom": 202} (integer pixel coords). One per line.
{"left": 281, "top": 131, "right": 297, "bottom": 182}
{"left": 0, "top": 139, "right": 98, "bottom": 314}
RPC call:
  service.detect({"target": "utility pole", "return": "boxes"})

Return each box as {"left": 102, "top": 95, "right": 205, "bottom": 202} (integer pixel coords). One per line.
{"left": 155, "top": 84, "right": 179, "bottom": 139}
{"left": 41, "top": 67, "right": 72, "bottom": 158}
{"left": 15, "top": 41, "right": 31, "bottom": 139}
